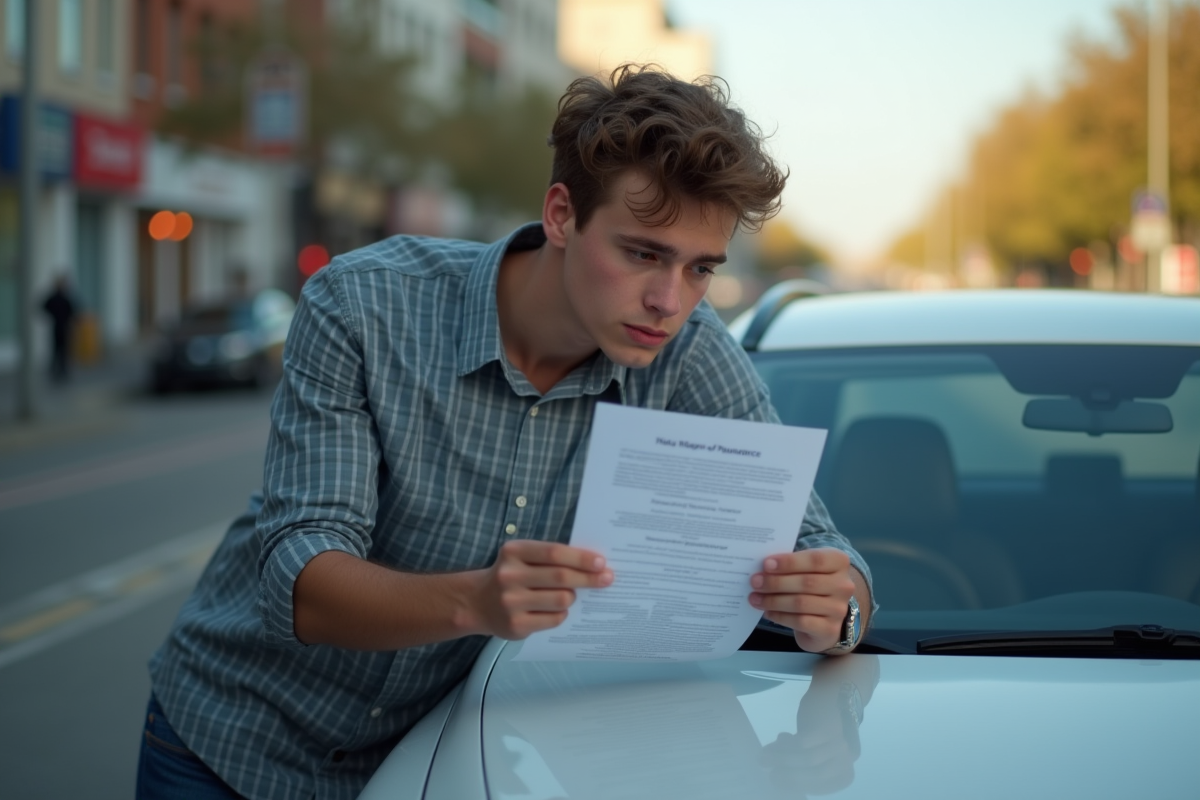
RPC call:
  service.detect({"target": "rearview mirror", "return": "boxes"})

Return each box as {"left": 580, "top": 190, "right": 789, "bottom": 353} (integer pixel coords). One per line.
{"left": 1022, "top": 398, "right": 1173, "bottom": 436}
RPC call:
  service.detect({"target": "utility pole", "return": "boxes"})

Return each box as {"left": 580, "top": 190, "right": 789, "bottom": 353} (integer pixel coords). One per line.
{"left": 1147, "top": 0, "right": 1170, "bottom": 293}
{"left": 16, "top": 0, "right": 39, "bottom": 420}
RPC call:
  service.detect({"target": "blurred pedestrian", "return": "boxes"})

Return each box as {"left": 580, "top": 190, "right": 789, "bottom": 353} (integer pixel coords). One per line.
{"left": 41, "top": 275, "right": 77, "bottom": 383}
{"left": 137, "top": 64, "right": 875, "bottom": 800}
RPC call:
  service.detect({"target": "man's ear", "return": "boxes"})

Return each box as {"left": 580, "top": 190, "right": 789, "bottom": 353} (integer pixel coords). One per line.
{"left": 542, "top": 183, "right": 574, "bottom": 248}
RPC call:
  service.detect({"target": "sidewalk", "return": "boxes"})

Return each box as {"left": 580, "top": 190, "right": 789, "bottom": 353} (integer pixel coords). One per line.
{"left": 0, "top": 344, "right": 150, "bottom": 453}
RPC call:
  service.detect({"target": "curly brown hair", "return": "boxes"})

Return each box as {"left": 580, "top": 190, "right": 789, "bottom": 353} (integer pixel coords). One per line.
{"left": 548, "top": 64, "right": 787, "bottom": 233}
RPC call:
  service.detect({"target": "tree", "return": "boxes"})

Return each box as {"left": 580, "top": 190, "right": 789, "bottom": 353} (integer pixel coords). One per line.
{"left": 886, "top": 1, "right": 1200, "bottom": 282}
{"left": 427, "top": 77, "right": 561, "bottom": 222}
{"left": 158, "top": 0, "right": 428, "bottom": 179}
{"left": 754, "top": 217, "right": 831, "bottom": 275}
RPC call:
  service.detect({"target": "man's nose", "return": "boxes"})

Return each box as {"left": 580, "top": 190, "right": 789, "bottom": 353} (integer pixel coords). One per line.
{"left": 645, "top": 270, "right": 683, "bottom": 317}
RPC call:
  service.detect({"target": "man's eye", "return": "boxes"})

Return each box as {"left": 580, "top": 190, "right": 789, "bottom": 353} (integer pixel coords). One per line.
{"left": 693, "top": 264, "right": 716, "bottom": 277}
{"left": 628, "top": 250, "right": 654, "bottom": 261}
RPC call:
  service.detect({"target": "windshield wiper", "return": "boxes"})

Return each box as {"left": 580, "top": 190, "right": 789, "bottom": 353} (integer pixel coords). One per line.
{"left": 917, "top": 625, "right": 1200, "bottom": 659}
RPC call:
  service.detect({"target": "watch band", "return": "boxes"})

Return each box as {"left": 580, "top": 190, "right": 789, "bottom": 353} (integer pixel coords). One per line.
{"left": 826, "top": 596, "right": 861, "bottom": 654}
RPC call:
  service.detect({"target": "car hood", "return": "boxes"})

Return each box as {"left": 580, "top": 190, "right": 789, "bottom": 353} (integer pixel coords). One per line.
{"left": 481, "top": 644, "right": 1198, "bottom": 799}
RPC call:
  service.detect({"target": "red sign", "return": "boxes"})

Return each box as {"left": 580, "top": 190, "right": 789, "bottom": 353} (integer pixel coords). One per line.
{"left": 74, "top": 114, "right": 144, "bottom": 189}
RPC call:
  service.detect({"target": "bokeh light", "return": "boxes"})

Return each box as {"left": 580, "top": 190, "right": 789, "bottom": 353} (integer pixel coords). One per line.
{"left": 169, "top": 212, "right": 194, "bottom": 241}
{"left": 148, "top": 211, "right": 176, "bottom": 241}
{"left": 298, "top": 244, "right": 331, "bottom": 277}
{"left": 1068, "top": 247, "right": 1093, "bottom": 276}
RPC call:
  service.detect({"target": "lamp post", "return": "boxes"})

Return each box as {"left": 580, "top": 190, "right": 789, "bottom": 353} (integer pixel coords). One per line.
{"left": 1146, "top": 0, "right": 1170, "bottom": 293}
{"left": 16, "top": 0, "right": 40, "bottom": 420}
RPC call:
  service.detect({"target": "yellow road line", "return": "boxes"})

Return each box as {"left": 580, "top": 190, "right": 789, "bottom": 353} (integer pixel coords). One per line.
{"left": 117, "top": 568, "right": 165, "bottom": 595}
{"left": 0, "top": 598, "right": 97, "bottom": 642}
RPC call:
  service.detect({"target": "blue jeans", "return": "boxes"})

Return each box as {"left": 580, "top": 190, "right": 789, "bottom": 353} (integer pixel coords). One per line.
{"left": 135, "top": 694, "right": 247, "bottom": 800}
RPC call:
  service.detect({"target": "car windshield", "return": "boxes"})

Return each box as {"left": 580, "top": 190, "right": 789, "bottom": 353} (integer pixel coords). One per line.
{"left": 753, "top": 344, "right": 1200, "bottom": 640}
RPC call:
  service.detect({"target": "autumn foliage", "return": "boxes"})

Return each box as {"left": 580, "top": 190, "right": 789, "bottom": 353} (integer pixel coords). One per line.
{"left": 889, "top": 1, "right": 1200, "bottom": 285}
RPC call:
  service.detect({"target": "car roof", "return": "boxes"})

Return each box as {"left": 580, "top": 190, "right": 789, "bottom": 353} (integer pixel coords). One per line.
{"left": 734, "top": 289, "right": 1200, "bottom": 350}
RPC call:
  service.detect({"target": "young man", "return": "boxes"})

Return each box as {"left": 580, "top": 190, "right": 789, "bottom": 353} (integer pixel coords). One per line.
{"left": 137, "top": 65, "right": 874, "bottom": 800}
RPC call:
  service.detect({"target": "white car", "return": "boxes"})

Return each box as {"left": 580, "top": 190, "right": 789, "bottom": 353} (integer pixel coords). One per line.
{"left": 360, "top": 288, "right": 1200, "bottom": 800}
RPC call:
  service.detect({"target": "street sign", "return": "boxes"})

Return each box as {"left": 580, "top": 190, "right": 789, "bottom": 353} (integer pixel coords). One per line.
{"left": 245, "top": 50, "right": 307, "bottom": 158}
{"left": 1130, "top": 189, "right": 1171, "bottom": 253}
{"left": 0, "top": 95, "right": 73, "bottom": 179}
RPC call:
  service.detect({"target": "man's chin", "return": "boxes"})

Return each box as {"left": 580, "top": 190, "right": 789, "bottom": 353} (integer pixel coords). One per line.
{"left": 603, "top": 344, "right": 663, "bottom": 370}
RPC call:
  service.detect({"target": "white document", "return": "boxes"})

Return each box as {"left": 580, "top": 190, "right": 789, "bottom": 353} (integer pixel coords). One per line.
{"left": 514, "top": 403, "right": 826, "bottom": 662}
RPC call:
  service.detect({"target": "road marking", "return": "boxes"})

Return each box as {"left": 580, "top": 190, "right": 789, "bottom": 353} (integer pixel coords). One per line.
{"left": 0, "top": 424, "right": 267, "bottom": 511}
{"left": 0, "top": 598, "right": 96, "bottom": 642}
{"left": 0, "top": 522, "right": 228, "bottom": 670}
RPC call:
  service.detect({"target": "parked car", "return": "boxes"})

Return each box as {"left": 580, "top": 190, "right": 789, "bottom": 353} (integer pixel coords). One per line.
{"left": 150, "top": 289, "right": 296, "bottom": 393}
{"left": 359, "top": 287, "right": 1200, "bottom": 800}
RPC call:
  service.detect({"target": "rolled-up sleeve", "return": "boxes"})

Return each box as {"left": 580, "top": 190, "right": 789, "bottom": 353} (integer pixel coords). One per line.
{"left": 255, "top": 265, "right": 383, "bottom": 647}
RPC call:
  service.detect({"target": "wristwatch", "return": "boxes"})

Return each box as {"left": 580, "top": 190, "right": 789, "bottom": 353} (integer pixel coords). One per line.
{"left": 828, "top": 596, "right": 862, "bottom": 654}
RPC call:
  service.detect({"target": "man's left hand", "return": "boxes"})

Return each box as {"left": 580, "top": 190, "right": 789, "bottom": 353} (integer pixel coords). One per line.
{"left": 749, "top": 548, "right": 864, "bottom": 654}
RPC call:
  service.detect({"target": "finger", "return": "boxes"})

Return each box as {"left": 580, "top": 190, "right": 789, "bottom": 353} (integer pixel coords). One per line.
{"left": 763, "top": 548, "right": 850, "bottom": 575}
{"left": 750, "top": 592, "right": 847, "bottom": 618}
{"left": 506, "top": 610, "right": 570, "bottom": 640}
{"left": 499, "top": 585, "right": 577, "bottom": 614}
{"left": 518, "top": 564, "right": 614, "bottom": 589}
{"left": 501, "top": 540, "right": 607, "bottom": 572}
{"left": 751, "top": 571, "right": 855, "bottom": 599}
{"left": 763, "top": 610, "right": 843, "bottom": 641}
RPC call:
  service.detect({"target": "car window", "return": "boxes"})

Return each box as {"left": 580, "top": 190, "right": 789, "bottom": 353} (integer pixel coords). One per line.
{"left": 753, "top": 345, "right": 1200, "bottom": 634}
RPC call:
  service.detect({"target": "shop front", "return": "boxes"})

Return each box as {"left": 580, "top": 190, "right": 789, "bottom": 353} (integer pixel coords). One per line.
{"left": 134, "top": 137, "right": 290, "bottom": 335}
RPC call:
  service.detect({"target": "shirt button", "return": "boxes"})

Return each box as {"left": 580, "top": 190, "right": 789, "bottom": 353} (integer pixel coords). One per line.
{"left": 369, "top": 707, "right": 382, "bottom": 718}
{"left": 529, "top": 407, "right": 539, "bottom": 417}
{"left": 515, "top": 495, "right": 527, "bottom": 508}
{"left": 505, "top": 523, "right": 517, "bottom": 535}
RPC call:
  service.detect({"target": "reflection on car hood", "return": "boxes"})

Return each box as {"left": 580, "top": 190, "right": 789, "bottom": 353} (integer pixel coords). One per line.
{"left": 482, "top": 644, "right": 1198, "bottom": 800}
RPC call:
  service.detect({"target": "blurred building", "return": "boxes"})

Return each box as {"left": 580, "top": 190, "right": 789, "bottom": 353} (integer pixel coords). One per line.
{"left": 128, "top": 0, "right": 291, "bottom": 335}
{"left": 0, "top": 0, "right": 142, "bottom": 371}
{"left": 557, "top": 0, "right": 712, "bottom": 80}
{"left": 322, "top": 0, "right": 574, "bottom": 251}
{"left": 374, "top": 0, "right": 569, "bottom": 111}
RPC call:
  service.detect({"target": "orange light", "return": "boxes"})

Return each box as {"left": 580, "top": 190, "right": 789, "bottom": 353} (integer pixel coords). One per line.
{"left": 1117, "top": 235, "right": 1142, "bottom": 264}
{"left": 1069, "top": 247, "right": 1093, "bottom": 276}
{"left": 148, "top": 210, "right": 176, "bottom": 241}
{"left": 170, "top": 212, "right": 194, "bottom": 241}
{"left": 298, "top": 244, "right": 331, "bottom": 277}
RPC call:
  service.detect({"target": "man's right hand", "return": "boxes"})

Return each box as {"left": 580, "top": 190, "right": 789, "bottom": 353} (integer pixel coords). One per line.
{"left": 464, "top": 540, "right": 614, "bottom": 640}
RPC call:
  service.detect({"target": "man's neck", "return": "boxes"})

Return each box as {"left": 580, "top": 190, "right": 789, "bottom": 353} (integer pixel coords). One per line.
{"left": 496, "top": 244, "right": 597, "bottom": 395}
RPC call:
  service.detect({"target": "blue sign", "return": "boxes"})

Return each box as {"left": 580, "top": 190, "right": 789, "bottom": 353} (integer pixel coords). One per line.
{"left": 0, "top": 95, "right": 74, "bottom": 180}
{"left": 1131, "top": 189, "right": 1169, "bottom": 216}
{"left": 246, "top": 52, "right": 307, "bottom": 156}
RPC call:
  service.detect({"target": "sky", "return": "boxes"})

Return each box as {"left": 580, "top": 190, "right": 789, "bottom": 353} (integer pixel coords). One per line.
{"left": 667, "top": 0, "right": 1126, "bottom": 265}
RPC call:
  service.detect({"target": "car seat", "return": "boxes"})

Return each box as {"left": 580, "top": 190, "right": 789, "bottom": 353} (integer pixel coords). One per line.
{"left": 1149, "top": 448, "right": 1200, "bottom": 604}
{"left": 827, "top": 416, "right": 1024, "bottom": 610}
{"left": 1041, "top": 454, "right": 1131, "bottom": 594}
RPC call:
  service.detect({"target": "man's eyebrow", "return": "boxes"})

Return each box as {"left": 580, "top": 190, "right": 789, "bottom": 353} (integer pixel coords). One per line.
{"left": 615, "top": 234, "right": 727, "bottom": 264}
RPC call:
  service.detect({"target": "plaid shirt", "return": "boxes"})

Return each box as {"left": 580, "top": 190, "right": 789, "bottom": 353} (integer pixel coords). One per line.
{"left": 148, "top": 223, "right": 871, "bottom": 800}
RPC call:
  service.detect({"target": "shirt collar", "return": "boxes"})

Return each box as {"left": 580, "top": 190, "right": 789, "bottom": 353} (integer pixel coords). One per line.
{"left": 457, "top": 222, "right": 628, "bottom": 399}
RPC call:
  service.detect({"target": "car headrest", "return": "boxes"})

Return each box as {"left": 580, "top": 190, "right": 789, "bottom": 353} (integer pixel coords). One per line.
{"left": 828, "top": 416, "right": 958, "bottom": 539}
{"left": 1045, "top": 454, "right": 1123, "bottom": 500}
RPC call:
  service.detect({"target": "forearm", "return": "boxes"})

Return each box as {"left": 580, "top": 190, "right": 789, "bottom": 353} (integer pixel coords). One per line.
{"left": 293, "top": 550, "right": 487, "bottom": 650}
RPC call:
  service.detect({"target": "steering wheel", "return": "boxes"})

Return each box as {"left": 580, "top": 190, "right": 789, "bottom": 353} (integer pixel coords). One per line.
{"left": 854, "top": 539, "right": 982, "bottom": 610}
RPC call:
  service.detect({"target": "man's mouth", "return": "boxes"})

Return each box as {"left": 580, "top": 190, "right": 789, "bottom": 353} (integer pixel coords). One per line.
{"left": 624, "top": 324, "right": 670, "bottom": 346}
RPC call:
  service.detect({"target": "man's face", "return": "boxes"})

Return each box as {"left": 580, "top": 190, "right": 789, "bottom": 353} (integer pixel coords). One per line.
{"left": 554, "top": 172, "right": 735, "bottom": 370}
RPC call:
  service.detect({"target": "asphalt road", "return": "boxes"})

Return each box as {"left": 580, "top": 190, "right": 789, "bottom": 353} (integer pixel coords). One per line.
{"left": 0, "top": 386, "right": 275, "bottom": 800}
